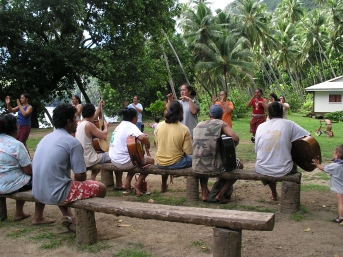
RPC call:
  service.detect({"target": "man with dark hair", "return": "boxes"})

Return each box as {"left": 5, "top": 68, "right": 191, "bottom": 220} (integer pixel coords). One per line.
{"left": 128, "top": 95, "right": 143, "bottom": 131}
{"left": 193, "top": 104, "right": 242, "bottom": 203}
{"left": 246, "top": 88, "right": 268, "bottom": 143}
{"left": 155, "top": 101, "right": 193, "bottom": 192}
{"left": 255, "top": 101, "right": 309, "bottom": 201}
{"left": 32, "top": 104, "right": 107, "bottom": 232}
{"left": 75, "top": 102, "right": 114, "bottom": 181}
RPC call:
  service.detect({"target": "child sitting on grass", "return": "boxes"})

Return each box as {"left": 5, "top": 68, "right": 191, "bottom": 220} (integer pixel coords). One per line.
{"left": 312, "top": 144, "right": 343, "bottom": 224}
{"left": 147, "top": 116, "right": 160, "bottom": 147}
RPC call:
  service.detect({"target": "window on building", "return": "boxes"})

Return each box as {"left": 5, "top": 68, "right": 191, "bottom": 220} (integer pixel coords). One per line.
{"left": 329, "top": 94, "right": 342, "bottom": 103}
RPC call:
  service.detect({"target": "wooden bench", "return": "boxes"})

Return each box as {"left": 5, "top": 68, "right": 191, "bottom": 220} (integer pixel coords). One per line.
{"left": 91, "top": 163, "right": 302, "bottom": 214}
{"left": 0, "top": 191, "right": 275, "bottom": 257}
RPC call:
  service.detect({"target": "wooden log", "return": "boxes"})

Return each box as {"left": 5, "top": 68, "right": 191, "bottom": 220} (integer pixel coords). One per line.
{"left": 100, "top": 169, "right": 114, "bottom": 187}
{"left": 186, "top": 176, "right": 199, "bottom": 202}
{"left": 280, "top": 181, "right": 301, "bottom": 214}
{"left": 90, "top": 164, "right": 302, "bottom": 183}
{"left": 0, "top": 197, "right": 7, "bottom": 221}
{"left": 75, "top": 209, "right": 97, "bottom": 245}
{"left": 69, "top": 198, "right": 275, "bottom": 231}
{"left": 213, "top": 228, "right": 242, "bottom": 257}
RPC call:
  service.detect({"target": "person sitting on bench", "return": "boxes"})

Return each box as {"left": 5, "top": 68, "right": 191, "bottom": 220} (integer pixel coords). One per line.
{"left": 155, "top": 101, "right": 193, "bottom": 193}
{"left": 109, "top": 108, "right": 154, "bottom": 196}
{"left": 255, "top": 101, "right": 309, "bottom": 201}
{"left": 0, "top": 114, "right": 55, "bottom": 224}
{"left": 32, "top": 104, "right": 106, "bottom": 232}
{"left": 192, "top": 104, "right": 242, "bottom": 203}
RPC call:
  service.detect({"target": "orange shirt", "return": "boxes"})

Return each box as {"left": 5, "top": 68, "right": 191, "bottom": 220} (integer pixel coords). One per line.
{"left": 215, "top": 101, "right": 234, "bottom": 127}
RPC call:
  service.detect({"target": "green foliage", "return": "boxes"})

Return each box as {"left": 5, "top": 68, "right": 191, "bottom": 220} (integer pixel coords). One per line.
{"left": 228, "top": 88, "right": 250, "bottom": 118}
{"left": 324, "top": 111, "right": 343, "bottom": 122}
{"left": 116, "top": 247, "right": 153, "bottom": 257}
{"left": 145, "top": 91, "right": 166, "bottom": 117}
{"left": 300, "top": 93, "right": 313, "bottom": 114}
{"left": 289, "top": 205, "right": 310, "bottom": 222}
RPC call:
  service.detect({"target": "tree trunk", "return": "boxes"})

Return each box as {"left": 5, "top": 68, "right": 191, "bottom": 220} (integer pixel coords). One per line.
{"left": 161, "top": 44, "right": 177, "bottom": 100}
{"left": 74, "top": 74, "right": 91, "bottom": 103}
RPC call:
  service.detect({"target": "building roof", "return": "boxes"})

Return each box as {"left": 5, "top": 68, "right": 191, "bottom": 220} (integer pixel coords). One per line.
{"left": 305, "top": 75, "right": 343, "bottom": 92}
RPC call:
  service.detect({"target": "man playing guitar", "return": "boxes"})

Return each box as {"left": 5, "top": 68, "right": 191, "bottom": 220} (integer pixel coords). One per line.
{"left": 193, "top": 104, "right": 243, "bottom": 203}
{"left": 75, "top": 102, "right": 112, "bottom": 181}
{"left": 109, "top": 108, "right": 154, "bottom": 196}
{"left": 246, "top": 88, "right": 268, "bottom": 143}
{"left": 255, "top": 101, "right": 310, "bottom": 201}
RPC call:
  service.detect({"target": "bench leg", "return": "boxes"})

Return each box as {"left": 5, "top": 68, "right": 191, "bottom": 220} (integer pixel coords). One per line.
{"left": 75, "top": 209, "right": 97, "bottom": 245}
{"left": 280, "top": 181, "right": 301, "bottom": 214}
{"left": 186, "top": 176, "right": 199, "bottom": 202}
{"left": 0, "top": 198, "right": 7, "bottom": 221}
{"left": 100, "top": 169, "right": 114, "bottom": 188}
{"left": 213, "top": 227, "right": 242, "bottom": 257}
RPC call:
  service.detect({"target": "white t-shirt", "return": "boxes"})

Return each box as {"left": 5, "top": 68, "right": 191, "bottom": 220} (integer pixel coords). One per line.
{"left": 255, "top": 118, "right": 310, "bottom": 177}
{"left": 128, "top": 103, "right": 143, "bottom": 122}
{"left": 109, "top": 121, "right": 143, "bottom": 164}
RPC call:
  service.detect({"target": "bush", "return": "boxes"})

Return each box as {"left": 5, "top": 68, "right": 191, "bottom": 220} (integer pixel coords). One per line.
{"left": 324, "top": 111, "right": 343, "bottom": 122}
{"left": 228, "top": 88, "right": 250, "bottom": 118}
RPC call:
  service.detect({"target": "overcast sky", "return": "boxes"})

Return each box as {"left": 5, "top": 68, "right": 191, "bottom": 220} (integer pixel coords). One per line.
{"left": 179, "top": 0, "right": 235, "bottom": 12}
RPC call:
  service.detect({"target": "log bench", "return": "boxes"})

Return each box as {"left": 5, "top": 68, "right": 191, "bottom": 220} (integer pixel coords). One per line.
{"left": 0, "top": 191, "right": 275, "bottom": 257}
{"left": 91, "top": 163, "right": 302, "bottom": 214}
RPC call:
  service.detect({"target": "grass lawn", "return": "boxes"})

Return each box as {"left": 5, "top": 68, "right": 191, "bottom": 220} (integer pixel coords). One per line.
{"left": 28, "top": 112, "right": 341, "bottom": 164}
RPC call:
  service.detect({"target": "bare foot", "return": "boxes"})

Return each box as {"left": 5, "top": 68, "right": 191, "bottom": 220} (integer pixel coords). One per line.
{"left": 32, "top": 217, "right": 56, "bottom": 225}
{"left": 270, "top": 192, "right": 278, "bottom": 201}
{"left": 133, "top": 184, "right": 143, "bottom": 196}
{"left": 14, "top": 213, "right": 31, "bottom": 221}
{"left": 215, "top": 197, "right": 230, "bottom": 204}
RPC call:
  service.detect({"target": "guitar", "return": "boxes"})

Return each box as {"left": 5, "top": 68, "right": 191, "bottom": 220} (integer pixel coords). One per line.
{"left": 291, "top": 136, "right": 321, "bottom": 172}
{"left": 92, "top": 91, "right": 109, "bottom": 152}
{"left": 218, "top": 135, "right": 237, "bottom": 172}
{"left": 127, "top": 136, "right": 148, "bottom": 167}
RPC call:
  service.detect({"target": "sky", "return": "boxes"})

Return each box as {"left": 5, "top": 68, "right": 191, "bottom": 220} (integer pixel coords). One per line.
{"left": 179, "top": 0, "right": 235, "bottom": 12}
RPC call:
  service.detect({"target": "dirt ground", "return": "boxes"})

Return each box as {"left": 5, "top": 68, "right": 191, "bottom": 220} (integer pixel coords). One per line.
{"left": 1, "top": 155, "right": 342, "bottom": 257}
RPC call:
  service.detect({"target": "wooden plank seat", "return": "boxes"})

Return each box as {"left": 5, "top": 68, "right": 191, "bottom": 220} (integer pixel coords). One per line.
{"left": 91, "top": 163, "right": 302, "bottom": 214}
{"left": 0, "top": 191, "right": 275, "bottom": 257}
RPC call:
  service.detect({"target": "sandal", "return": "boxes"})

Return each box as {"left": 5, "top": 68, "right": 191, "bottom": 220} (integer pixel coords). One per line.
{"left": 332, "top": 217, "right": 343, "bottom": 223}
{"left": 61, "top": 216, "right": 76, "bottom": 233}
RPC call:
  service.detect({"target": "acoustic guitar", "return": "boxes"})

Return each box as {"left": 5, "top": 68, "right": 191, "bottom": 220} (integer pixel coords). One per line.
{"left": 92, "top": 92, "right": 109, "bottom": 152}
{"left": 127, "top": 136, "right": 146, "bottom": 167}
{"left": 291, "top": 136, "right": 321, "bottom": 172}
{"left": 218, "top": 135, "right": 237, "bottom": 172}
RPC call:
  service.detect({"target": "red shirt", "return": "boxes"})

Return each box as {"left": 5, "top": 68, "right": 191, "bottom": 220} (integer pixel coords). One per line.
{"left": 251, "top": 98, "right": 266, "bottom": 115}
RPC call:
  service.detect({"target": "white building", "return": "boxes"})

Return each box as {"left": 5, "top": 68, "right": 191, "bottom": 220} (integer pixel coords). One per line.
{"left": 305, "top": 75, "right": 343, "bottom": 114}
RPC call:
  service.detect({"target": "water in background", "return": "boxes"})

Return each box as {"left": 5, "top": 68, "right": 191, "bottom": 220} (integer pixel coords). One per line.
{"left": 42, "top": 106, "right": 118, "bottom": 128}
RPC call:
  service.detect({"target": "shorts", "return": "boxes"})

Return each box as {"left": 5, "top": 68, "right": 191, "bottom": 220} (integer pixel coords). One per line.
{"left": 98, "top": 152, "right": 111, "bottom": 164}
{"left": 10, "top": 179, "right": 32, "bottom": 194}
{"left": 262, "top": 164, "right": 298, "bottom": 185}
{"left": 111, "top": 156, "right": 147, "bottom": 170}
{"left": 250, "top": 115, "right": 266, "bottom": 134}
{"left": 194, "top": 158, "right": 241, "bottom": 177}
{"left": 157, "top": 155, "right": 192, "bottom": 170}
{"left": 63, "top": 180, "right": 100, "bottom": 203}
{"left": 17, "top": 125, "right": 31, "bottom": 146}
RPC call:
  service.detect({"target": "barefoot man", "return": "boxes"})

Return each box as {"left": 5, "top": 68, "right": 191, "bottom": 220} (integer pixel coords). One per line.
{"left": 32, "top": 104, "right": 106, "bottom": 232}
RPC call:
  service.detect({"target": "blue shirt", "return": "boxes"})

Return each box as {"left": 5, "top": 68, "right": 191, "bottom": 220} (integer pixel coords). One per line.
{"left": 18, "top": 105, "right": 31, "bottom": 126}
{"left": 0, "top": 134, "right": 31, "bottom": 194}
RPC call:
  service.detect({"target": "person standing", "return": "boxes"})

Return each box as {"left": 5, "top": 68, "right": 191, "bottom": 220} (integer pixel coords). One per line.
{"left": 128, "top": 96, "right": 143, "bottom": 131}
{"left": 71, "top": 95, "right": 83, "bottom": 121}
{"left": 155, "top": 101, "right": 193, "bottom": 193}
{"left": 212, "top": 90, "right": 234, "bottom": 128}
{"left": 246, "top": 88, "right": 268, "bottom": 143}
{"left": 312, "top": 145, "right": 343, "bottom": 224}
{"left": 279, "top": 95, "right": 290, "bottom": 119}
{"left": 5, "top": 94, "right": 33, "bottom": 151}
{"left": 166, "top": 83, "right": 200, "bottom": 137}
{"left": 32, "top": 104, "right": 106, "bottom": 232}
{"left": 255, "top": 102, "right": 309, "bottom": 201}
{"left": 109, "top": 108, "right": 154, "bottom": 196}
{"left": 0, "top": 114, "right": 55, "bottom": 225}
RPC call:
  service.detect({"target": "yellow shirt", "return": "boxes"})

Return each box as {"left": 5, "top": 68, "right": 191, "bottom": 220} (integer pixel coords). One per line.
{"left": 155, "top": 121, "right": 193, "bottom": 166}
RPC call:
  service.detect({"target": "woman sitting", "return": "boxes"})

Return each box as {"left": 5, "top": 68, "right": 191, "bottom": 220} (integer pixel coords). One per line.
{"left": 0, "top": 114, "right": 55, "bottom": 224}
